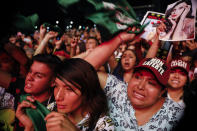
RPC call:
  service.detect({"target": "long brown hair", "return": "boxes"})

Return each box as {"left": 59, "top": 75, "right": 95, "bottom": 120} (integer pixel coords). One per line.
{"left": 57, "top": 58, "right": 108, "bottom": 130}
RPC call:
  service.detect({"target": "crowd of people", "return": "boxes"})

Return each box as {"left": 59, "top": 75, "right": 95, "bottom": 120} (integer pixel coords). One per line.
{"left": 0, "top": 1, "right": 197, "bottom": 130}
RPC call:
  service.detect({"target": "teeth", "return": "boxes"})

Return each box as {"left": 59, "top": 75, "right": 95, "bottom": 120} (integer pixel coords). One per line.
{"left": 26, "top": 83, "right": 32, "bottom": 88}
{"left": 172, "top": 80, "right": 179, "bottom": 84}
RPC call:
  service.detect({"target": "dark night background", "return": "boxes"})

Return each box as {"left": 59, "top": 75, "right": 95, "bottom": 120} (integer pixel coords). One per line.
{"left": 0, "top": 0, "right": 178, "bottom": 40}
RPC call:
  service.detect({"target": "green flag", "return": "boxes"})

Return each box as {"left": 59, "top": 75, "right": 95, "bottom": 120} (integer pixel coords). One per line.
{"left": 58, "top": 0, "right": 146, "bottom": 40}
{"left": 58, "top": 0, "right": 79, "bottom": 8}
{"left": 12, "top": 13, "right": 39, "bottom": 34}
{"left": 86, "top": 0, "right": 143, "bottom": 34}
{"left": 20, "top": 94, "right": 51, "bottom": 131}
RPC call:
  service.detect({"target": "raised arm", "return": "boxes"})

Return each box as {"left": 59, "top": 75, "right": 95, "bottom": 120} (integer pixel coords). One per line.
{"left": 38, "top": 25, "right": 47, "bottom": 44}
{"left": 34, "top": 31, "right": 58, "bottom": 56}
{"left": 72, "top": 49, "right": 93, "bottom": 59}
{"left": 145, "top": 25, "right": 161, "bottom": 58}
{"left": 85, "top": 27, "right": 138, "bottom": 70}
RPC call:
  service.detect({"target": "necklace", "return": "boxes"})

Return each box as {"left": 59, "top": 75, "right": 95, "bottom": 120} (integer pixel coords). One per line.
{"left": 46, "top": 95, "right": 56, "bottom": 111}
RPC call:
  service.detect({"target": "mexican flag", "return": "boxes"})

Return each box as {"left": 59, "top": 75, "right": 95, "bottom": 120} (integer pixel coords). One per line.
{"left": 58, "top": 0, "right": 145, "bottom": 40}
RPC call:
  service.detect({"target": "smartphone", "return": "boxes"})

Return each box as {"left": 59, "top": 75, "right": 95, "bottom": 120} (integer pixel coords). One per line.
{"left": 56, "top": 37, "right": 60, "bottom": 40}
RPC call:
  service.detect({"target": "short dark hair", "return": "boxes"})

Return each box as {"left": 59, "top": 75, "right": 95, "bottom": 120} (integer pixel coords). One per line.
{"left": 87, "top": 37, "right": 99, "bottom": 45}
{"left": 32, "top": 54, "right": 61, "bottom": 76}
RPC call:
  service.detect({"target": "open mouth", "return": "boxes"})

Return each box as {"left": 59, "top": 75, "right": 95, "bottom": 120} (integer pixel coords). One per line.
{"left": 124, "top": 62, "right": 130, "bottom": 67}
{"left": 133, "top": 91, "right": 145, "bottom": 99}
{"left": 25, "top": 83, "right": 32, "bottom": 89}
{"left": 171, "top": 80, "right": 179, "bottom": 84}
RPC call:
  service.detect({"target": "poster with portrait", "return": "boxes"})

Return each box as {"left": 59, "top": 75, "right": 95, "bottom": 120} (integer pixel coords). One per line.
{"left": 159, "top": 0, "right": 196, "bottom": 41}
{"left": 140, "top": 11, "right": 165, "bottom": 41}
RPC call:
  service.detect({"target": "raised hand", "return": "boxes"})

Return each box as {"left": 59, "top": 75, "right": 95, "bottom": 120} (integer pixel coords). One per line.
{"left": 40, "top": 25, "right": 47, "bottom": 37}
{"left": 39, "top": 25, "right": 47, "bottom": 44}
{"left": 44, "top": 31, "right": 58, "bottom": 42}
{"left": 185, "top": 40, "right": 197, "bottom": 50}
{"left": 118, "top": 26, "right": 140, "bottom": 43}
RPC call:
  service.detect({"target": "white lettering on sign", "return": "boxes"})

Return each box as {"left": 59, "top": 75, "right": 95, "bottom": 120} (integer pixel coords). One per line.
{"left": 142, "top": 58, "right": 165, "bottom": 75}
{"left": 171, "top": 60, "right": 187, "bottom": 69}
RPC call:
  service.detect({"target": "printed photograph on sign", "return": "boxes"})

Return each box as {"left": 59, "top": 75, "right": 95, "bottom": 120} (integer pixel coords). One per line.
{"left": 140, "top": 11, "right": 165, "bottom": 42}
{"left": 159, "top": 0, "right": 196, "bottom": 41}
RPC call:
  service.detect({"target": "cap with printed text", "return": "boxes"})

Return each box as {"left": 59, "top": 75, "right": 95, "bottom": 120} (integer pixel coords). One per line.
{"left": 134, "top": 58, "right": 170, "bottom": 87}
{"left": 170, "top": 59, "right": 190, "bottom": 74}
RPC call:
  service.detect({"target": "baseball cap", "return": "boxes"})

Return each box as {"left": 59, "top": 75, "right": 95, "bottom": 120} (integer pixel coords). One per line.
{"left": 170, "top": 59, "right": 190, "bottom": 74}
{"left": 134, "top": 57, "right": 170, "bottom": 87}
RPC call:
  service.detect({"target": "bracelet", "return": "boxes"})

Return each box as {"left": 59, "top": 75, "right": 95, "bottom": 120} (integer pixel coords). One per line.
{"left": 118, "top": 35, "right": 124, "bottom": 43}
